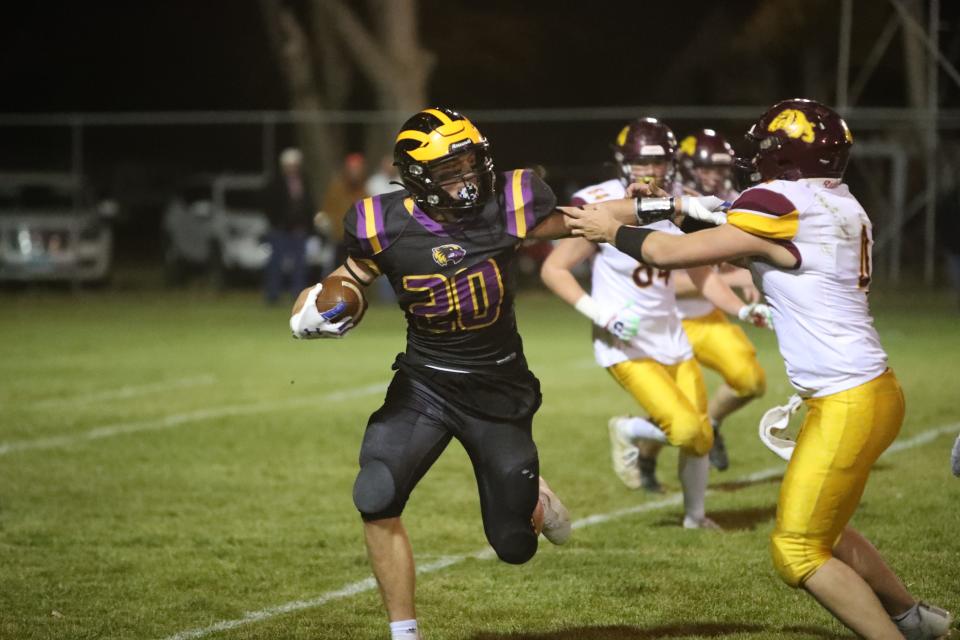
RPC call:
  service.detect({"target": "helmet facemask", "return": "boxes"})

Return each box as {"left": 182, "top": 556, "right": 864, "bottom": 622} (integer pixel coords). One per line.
{"left": 402, "top": 143, "right": 495, "bottom": 223}
{"left": 614, "top": 153, "right": 676, "bottom": 191}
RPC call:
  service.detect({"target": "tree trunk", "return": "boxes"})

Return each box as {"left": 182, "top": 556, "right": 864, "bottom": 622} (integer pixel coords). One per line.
{"left": 318, "top": 0, "right": 434, "bottom": 163}
{"left": 260, "top": 0, "right": 340, "bottom": 198}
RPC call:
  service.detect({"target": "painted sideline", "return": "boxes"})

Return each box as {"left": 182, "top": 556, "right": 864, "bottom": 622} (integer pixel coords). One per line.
{"left": 0, "top": 383, "right": 387, "bottom": 456}
{"left": 160, "top": 422, "right": 960, "bottom": 640}
{"left": 31, "top": 374, "right": 218, "bottom": 409}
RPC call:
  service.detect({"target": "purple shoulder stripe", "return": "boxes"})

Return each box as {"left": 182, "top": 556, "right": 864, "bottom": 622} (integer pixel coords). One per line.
{"left": 504, "top": 169, "right": 536, "bottom": 237}
{"left": 354, "top": 200, "right": 373, "bottom": 255}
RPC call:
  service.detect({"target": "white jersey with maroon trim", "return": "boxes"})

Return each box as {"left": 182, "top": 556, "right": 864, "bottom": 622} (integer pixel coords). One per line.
{"left": 570, "top": 179, "right": 693, "bottom": 367}
{"left": 676, "top": 292, "right": 716, "bottom": 320}
{"left": 726, "top": 178, "right": 887, "bottom": 396}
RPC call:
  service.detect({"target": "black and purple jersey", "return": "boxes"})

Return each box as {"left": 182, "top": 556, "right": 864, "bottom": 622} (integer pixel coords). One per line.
{"left": 343, "top": 169, "right": 556, "bottom": 419}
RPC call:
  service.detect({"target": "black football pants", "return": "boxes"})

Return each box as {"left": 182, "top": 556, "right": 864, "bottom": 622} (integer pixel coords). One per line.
{"left": 353, "top": 369, "right": 541, "bottom": 564}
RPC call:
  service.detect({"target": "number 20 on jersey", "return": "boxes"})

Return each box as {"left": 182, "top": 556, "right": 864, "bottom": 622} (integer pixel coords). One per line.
{"left": 403, "top": 259, "right": 505, "bottom": 333}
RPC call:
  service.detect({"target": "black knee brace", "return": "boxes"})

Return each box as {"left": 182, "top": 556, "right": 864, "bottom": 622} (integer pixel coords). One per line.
{"left": 482, "top": 458, "right": 540, "bottom": 565}
{"left": 353, "top": 459, "right": 399, "bottom": 520}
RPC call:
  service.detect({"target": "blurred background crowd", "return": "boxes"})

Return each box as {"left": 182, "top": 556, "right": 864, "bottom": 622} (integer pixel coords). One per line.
{"left": 1, "top": 0, "right": 959, "bottom": 307}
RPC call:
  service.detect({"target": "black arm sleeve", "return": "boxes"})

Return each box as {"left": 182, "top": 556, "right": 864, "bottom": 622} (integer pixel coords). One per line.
{"left": 614, "top": 226, "right": 656, "bottom": 261}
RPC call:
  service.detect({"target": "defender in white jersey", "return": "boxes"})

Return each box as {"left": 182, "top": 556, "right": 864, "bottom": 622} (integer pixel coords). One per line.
{"left": 565, "top": 99, "right": 952, "bottom": 640}
{"left": 673, "top": 129, "right": 769, "bottom": 472}
{"left": 542, "top": 118, "right": 770, "bottom": 529}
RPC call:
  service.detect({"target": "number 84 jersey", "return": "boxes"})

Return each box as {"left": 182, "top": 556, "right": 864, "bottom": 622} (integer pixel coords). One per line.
{"left": 726, "top": 178, "right": 887, "bottom": 397}
{"left": 572, "top": 179, "right": 694, "bottom": 368}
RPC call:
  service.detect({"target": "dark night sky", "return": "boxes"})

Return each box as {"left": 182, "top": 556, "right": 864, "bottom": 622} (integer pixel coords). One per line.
{"left": 4, "top": 1, "right": 957, "bottom": 113}
{"left": 1, "top": 1, "right": 957, "bottom": 265}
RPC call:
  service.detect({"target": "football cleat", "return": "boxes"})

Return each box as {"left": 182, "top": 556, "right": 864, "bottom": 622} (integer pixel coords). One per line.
{"left": 758, "top": 394, "right": 804, "bottom": 461}
{"left": 607, "top": 416, "right": 642, "bottom": 490}
{"left": 896, "top": 602, "right": 954, "bottom": 640}
{"left": 537, "top": 477, "right": 571, "bottom": 545}
{"left": 637, "top": 448, "right": 664, "bottom": 494}
{"left": 708, "top": 421, "right": 729, "bottom": 471}
{"left": 683, "top": 515, "right": 722, "bottom": 530}
{"left": 951, "top": 433, "right": 960, "bottom": 478}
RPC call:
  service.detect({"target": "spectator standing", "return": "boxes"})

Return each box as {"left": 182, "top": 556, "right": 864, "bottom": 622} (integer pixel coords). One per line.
{"left": 320, "top": 153, "right": 368, "bottom": 265}
{"left": 264, "top": 148, "right": 316, "bottom": 304}
{"left": 365, "top": 154, "right": 403, "bottom": 196}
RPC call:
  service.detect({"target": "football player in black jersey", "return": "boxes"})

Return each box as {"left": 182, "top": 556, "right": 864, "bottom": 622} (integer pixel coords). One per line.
{"left": 290, "top": 107, "right": 589, "bottom": 639}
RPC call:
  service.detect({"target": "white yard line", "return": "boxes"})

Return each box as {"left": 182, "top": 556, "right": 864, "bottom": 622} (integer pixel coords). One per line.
{"left": 31, "top": 374, "right": 218, "bottom": 409}
{"left": 0, "top": 383, "right": 388, "bottom": 456}
{"left": 161, "top": 421, "right": 960, "bottom": 640}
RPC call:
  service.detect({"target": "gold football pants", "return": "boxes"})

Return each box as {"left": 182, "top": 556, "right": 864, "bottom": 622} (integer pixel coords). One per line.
{"left": 682, "top": 308, "right": 766, "bottom": 399}
{"left": 770, "top": 369, "right": 904, "bottom": 587}
{"left": 607, "top": 358, "right": 712, "bottom": 456}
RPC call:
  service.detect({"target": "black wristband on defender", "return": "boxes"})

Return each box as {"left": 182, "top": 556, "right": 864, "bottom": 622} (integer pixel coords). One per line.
{"left": 614, "top": 226, "right": 655, "bottom": 261}
{"left": 344, "top": 260, "right": 373, "bottom": 286}
{"left": 634, "top": 196, "right": 676, "bottom": 225}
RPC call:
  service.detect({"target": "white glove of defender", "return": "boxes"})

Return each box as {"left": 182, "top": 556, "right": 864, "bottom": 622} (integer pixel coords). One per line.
{"left": 574, "top": 295, "right": 643, "bottom": 341}
{"left": 738, "top": 302, "right": 773, "bottom": 329}
{"left": 290, "top": 283, "right": 354, "bottom": 340}
{"left": 758, "top": 394, "right": 804, "bottom": 461}
{"left": 604, "top": 305, "right": 644, "bottom": 341}
{"left": 679, "top": 195, "right": 728, "bottom": 225}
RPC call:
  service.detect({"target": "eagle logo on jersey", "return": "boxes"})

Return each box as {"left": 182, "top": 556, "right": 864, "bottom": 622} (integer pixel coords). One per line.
{"left": 767, "top": 109, "right": 816, "bottom": 143}
{"left": 432, "top": 244, "right": 466, "bottom": 267}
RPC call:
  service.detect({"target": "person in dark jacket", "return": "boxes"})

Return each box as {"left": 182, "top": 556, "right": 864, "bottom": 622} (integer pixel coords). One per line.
{"left": 264, "top": 148, "right": 316, "bottom": 303}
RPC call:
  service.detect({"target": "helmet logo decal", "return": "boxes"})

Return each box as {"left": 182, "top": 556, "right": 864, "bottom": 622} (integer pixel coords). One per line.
{"left": 616, "top": 125, "right": 630, "bottom": 147}
{"left": 432, "top": 244, "right": 466, "bottom": 267}
{"left": 768, "top": 109, "right": 815, "bottom": 143}
{"left": 679, "top": 135, "right": 697, "bottom": 157}
{"left": 448, "top": 139, "right": 472, "bottom": 153}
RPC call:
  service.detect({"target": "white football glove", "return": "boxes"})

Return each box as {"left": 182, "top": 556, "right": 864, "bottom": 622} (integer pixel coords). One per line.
{"left": 574, "top": 295, "right": 643, "bottom": 341}
{"left": 758, "top": 394, "right": 804, "bottom": 461}
{"left": 290, "top": 283, "right": 354, "bottom": 340}
{"left": 738, "top": 302, "right": 773, "bottom": 330}
{"left": 604, "top": 304, "right": 644, "bottom": 341}
{"left": 679, "top": 195, "right": 728, "bottom": 225}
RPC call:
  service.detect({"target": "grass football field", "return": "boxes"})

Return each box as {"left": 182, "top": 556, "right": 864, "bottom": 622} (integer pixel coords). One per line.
{"left": 1, "top": 286, "right": 958, "bottom": 640}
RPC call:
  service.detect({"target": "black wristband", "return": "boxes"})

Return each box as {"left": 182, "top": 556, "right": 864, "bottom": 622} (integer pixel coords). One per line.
{"left": 344, "top": 260, "right": 373, "bottom": 286}
{"left": 614, "top": 225, "right": 655, "bottom": 261}
{"left": 634, "top": 196, "right": 676, "bottom": 225}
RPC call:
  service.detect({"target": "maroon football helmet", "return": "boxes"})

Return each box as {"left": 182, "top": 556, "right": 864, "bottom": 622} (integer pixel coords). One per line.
{"left": 612, "top": 117, "right": 678, "bottom": 188}
{"left": 736, "top": 98, "right": 853, "bottom": 186}
{"left": 677, "top": 129, "right": 735, "bottom": 196}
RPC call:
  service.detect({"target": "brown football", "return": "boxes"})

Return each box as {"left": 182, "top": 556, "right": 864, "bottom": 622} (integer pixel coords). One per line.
{"left": 292, "top": 275, "right": 366, "bottom": 325}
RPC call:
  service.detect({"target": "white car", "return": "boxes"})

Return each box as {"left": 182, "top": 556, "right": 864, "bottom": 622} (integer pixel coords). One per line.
{"left": 0, "top": 172, "right": 114, "bottom": 283}
{"left": 162, "top": 174, "right": 331, "bottom": 287}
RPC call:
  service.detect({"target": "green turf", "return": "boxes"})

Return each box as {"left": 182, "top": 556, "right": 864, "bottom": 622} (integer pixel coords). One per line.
{"left": 0, "top": 287, "right": 958, "bottom": 640}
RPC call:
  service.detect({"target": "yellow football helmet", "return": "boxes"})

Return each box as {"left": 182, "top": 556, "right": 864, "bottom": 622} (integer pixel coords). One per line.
{"left": 394, "top": 107, "right": 495, "bottom": 220}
